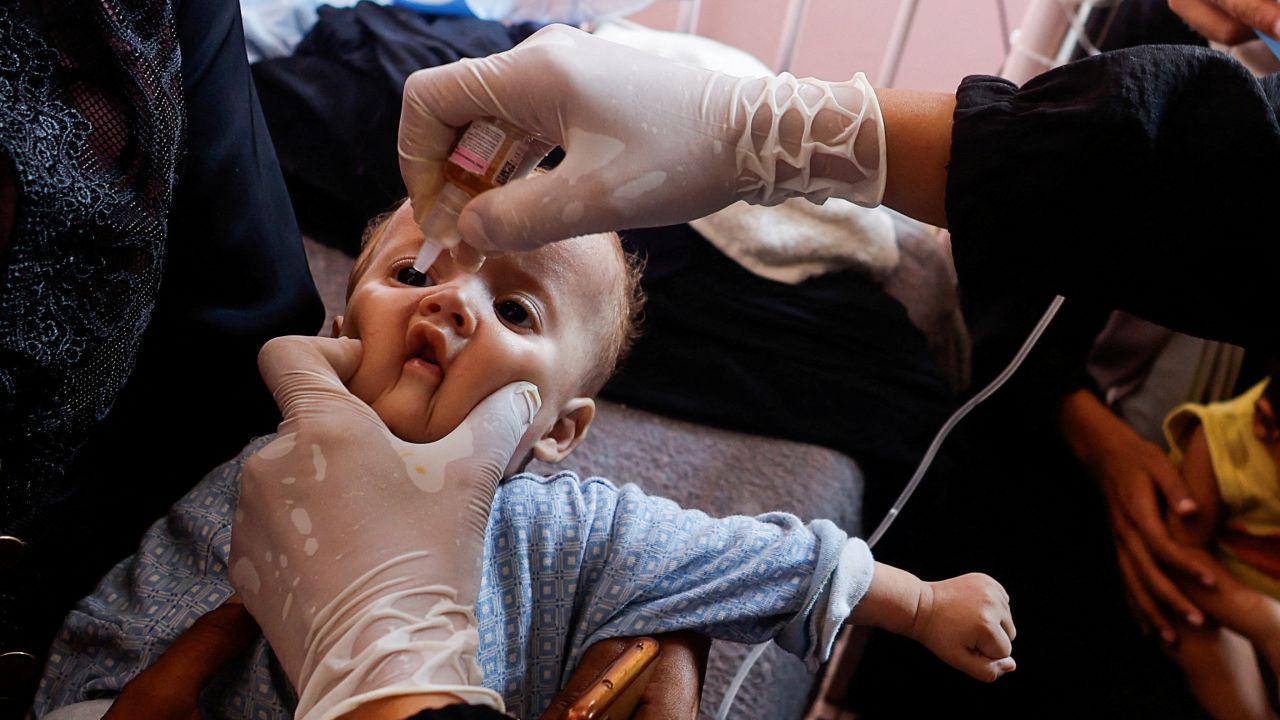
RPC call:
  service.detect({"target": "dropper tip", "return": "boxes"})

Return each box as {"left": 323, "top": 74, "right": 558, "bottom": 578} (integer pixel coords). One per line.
{"left": 413, "top": 239, "right": 443, "bottom": 275}
{"left": 396, "top": 239, "right": 445, "bottom": 287}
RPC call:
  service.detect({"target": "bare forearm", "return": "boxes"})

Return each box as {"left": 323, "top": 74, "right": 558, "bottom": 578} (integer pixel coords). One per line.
{"left": 1058, "top": 388, "right": 1125, "bottom": 468}
{"left": 877, "top": 89, "right": 955, "bottom": 229}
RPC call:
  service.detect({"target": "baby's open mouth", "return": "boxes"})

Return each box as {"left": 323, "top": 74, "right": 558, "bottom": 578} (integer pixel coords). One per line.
{"left": 406, "top": 324, "right": 446, "bottom": 373}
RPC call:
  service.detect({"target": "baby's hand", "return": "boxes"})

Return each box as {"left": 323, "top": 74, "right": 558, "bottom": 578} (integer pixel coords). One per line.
{"left": 909, "top": 573, "right": 1017, "bottom": 682}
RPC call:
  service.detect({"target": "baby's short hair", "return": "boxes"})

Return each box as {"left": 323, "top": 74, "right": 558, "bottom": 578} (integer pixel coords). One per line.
{"left": 348, "top": 203, "right": 644, "bottom": 398}
{"left": 583, "top": 240, "right": 645, "bottom": 396}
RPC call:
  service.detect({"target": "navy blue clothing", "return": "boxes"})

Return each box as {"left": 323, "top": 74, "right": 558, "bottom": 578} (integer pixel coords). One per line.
{"left": 251, "top": 3, "right": 536, "bottom": 251}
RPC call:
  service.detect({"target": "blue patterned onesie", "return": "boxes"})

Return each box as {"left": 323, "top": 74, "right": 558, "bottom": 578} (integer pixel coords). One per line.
{"left": 34, "top": 438, "right": 873, "bottom": 719}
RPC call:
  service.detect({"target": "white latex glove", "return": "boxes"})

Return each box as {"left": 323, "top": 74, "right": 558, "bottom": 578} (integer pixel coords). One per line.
{"left": 399, "top": 24, "right": 885, "bottom": 255}
{"left": 230, "top": 335, "right": 542, "bottom": 720}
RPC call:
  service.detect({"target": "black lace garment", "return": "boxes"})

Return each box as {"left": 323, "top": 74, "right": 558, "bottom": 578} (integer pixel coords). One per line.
{"left": 0, "top": 0, "right": 182, "bottom": 537}
{"left": 0, "top": 0, "right": 323, "bottom": 692}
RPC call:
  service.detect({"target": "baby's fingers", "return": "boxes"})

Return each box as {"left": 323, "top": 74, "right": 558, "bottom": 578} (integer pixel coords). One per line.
{"left": 1001, "top": 613, "right": 1017, "bottom": 643}
{"left": 975, "top": 624, "right": 1013, "bottom": 660}
{"left": 955, "top": 650, "right": 1016, "bottom": 683}
{"left": 989, "top": 656, "right": 1017, "bottom": 679}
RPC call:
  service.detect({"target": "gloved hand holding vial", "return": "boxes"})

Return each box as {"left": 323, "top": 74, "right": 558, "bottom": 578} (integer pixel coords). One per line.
{"left": 398, "top": 24, "right": 891, "bottom": 258}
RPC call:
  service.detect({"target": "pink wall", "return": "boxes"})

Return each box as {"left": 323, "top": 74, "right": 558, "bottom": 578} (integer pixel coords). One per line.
{"left": 625, "top": 0, "right": 1031, "bottom": 92}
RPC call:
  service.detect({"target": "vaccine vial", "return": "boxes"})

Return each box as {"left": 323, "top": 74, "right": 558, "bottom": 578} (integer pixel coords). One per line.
{"left": 406, "top": 118, "right": 552, "bottom": 282}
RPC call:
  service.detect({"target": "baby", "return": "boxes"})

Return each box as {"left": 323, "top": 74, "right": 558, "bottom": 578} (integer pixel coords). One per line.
{"left": 35, "top": 201, "right": 1015, "bottom": 719}
{"left": 1161, "top": 369, "right": 1280, "bottom": 720}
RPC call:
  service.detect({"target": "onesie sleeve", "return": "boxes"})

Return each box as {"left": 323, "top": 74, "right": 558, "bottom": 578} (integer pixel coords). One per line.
{"left": 782, "top": 536, "right": 874, "bottom": 671}
{"left": 946, "top": 46, "right": 1280, "bottom": 354}
{"left": 572, "top": 483, "right": 870, "bottom": 670}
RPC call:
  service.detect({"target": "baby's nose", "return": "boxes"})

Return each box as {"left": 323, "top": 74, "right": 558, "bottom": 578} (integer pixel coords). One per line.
{"left": 419, "top": 289, "right": 476, "bottom": 336}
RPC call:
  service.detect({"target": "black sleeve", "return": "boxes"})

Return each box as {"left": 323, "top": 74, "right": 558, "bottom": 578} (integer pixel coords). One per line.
{"left": 946, "top": 45, "right": 1280, "bottom": 354}
{"left": 129, "top": 0, "right": 324, "bottom": 468}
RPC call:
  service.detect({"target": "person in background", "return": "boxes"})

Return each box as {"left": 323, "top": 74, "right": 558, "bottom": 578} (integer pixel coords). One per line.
{"left": 0, "top": 0, "right": 322, "bottom": 711}
{"left": 1158, "top": 370, "right": 1280, "bottom": 720}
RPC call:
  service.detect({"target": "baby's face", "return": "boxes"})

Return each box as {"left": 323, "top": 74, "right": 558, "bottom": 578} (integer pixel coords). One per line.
{"left": 341, "top": 202, "right": 617, "bottom": 448}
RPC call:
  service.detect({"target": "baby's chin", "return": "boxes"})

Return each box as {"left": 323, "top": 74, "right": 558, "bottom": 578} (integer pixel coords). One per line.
{"left": 368, "top": 396, "right": 451, "bottom": 445}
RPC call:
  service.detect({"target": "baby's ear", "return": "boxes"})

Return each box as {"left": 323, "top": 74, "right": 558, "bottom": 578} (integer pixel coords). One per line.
{"left": 531, "top": 398, "right": 596, "bottom": 464}
{"left": 330, "top": 315, "right": 345, "bottom": 338}
{"left": 1255, "top": 396, "right": 1280, "bottom": 442}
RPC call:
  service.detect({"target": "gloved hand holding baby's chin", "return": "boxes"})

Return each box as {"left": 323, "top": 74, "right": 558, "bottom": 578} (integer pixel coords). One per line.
{"left": 230, "top": 335, "right": 541, "bottom": 720}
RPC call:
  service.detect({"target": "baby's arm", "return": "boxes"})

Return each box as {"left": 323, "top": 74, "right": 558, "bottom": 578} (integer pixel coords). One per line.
{"left": 851, "top": 563, "right": 1016, "bottom": 682}
{"left": 1170, "top": 426, "right": 1280, "bottom": 670}
{"left": 571, "top": 485, "right": 1013, "bottom": 683}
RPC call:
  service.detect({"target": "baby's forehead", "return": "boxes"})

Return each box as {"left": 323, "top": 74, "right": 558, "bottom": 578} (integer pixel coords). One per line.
{"left": 492, "top": 235, "right": 617, "bottom": 286}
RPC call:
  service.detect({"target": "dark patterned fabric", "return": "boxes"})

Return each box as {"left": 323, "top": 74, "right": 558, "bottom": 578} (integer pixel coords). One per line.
{"left": 0, "top": 0, "right": 182, "bottom": 538}
{"left": 0, "top": 0, "right": 324, "bottom": 711}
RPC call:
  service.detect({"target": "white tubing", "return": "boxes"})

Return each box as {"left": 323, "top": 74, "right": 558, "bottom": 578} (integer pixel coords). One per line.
{"left": 878, "top": 0, "right": 921, "bottom": 88}
{"left": 775, "top": 0, "right": 810, "bottom": 74}
{"left": 676, "top": 0, "right": 701, "bottom": 36}
{"left": 718, "top": 295, "right": 1065, "bottom": 718}
{"left": 866, "top": 294, "right": 1065, "bottom": 547}
{"left": 715, "top": 641, "right": 771, "bottom": 720}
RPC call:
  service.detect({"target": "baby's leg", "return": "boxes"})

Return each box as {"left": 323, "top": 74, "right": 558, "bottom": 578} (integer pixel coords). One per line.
{"left": 1165, "top": 428, "right": 1278, "bottom": 719}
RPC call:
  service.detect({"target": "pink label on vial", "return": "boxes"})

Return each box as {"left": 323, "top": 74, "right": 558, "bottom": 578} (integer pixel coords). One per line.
{"left": 449, "top": 123, "right": 506, "bottom": 175}
{"left": 450, "top": 145, "right": 488, "bottom": 175}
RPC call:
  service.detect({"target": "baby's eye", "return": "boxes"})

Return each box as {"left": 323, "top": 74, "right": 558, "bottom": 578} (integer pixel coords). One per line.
{"left": 495, "top": 298, "right": 536, "bottom": 330}
{"left": 395, "top": 265, "right": 434, "bottom": 287}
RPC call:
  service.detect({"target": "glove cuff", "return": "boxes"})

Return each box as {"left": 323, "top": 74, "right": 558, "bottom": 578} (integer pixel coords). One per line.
{"left": 731, "top": 71, "right": 887, "bottom": 208}
{"left": 293, "top": 557, "right": 493, "bottom": 720}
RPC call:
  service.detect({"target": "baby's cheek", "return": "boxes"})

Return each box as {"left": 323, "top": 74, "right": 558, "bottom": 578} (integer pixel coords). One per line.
{"left": 342, "top": 284, "right": 401, "bottom": 339}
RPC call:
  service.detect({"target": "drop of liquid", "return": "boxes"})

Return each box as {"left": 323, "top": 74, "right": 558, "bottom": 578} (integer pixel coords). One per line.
{"left": 397, "top": 267, "right": 428, "bottom": 286}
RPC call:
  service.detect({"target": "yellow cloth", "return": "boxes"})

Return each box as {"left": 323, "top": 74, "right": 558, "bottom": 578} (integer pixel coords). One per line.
{"left": 1165, "top": 379, "right": 1280, "bottom": 599}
